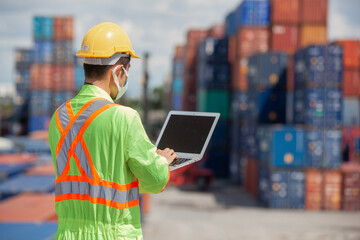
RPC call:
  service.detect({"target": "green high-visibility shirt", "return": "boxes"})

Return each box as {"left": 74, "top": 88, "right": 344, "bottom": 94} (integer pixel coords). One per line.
{"left": 48, "top": 84, "right": 170, "bottom": 240}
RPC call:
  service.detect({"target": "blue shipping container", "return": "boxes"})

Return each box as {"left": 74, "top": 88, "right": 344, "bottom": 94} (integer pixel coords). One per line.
{"left": 248, "top": 52, "right": 288, "bottom": 91}
{"left": 294, "top": 88, "right": 342, "bottom": 127}
{"left": 0, "top": 175, "right": 55, "bottom": 199}
{"left": 288, "top": 170, "right": 305, "bottom": 209}
{"left": 225, "top": 11, "right": 236, "bottom": 37}
{"left": 28, "top": 115, "right": 51, "bottom": 132}
{"left": 33, "top": 17, "right": 53, "bottom": 41}
{"left": 202, "top": 149, "right": 229, "bottom": 179}
{"left": 257, "top": 90, "right": 286, "bottom": 123}
{"left": 172, "top": 95, "right": 182, "bottom": 111}
{"left": 294, "top": 44, "right": 343, "bottom": 87}
{"left": 0, "top": 223, "right": 57, "bottom": 240}
{"left": 197, "top": 62, "right": 230, "bottom": 89}
{"left": 172, "top": 77, "right": 183, "bottom": 95}
{"left": 261, "top": 168, "right": 305, "bottom": 209}
{"left": 270, "top": 170, "right": 288, "bottom": 208}
{"left": 235, "top": 0, "right": 270, "bottom": 27}
{"left": 198, "top": 37, "right": 229, "bottom": 62}
{"left": 257, "top": 125, "right": 305, "bottom": 167}
{"left": 306, "top": 129, "right": 342, "bottom": 168}
{"left": 343, "top": 97, "right": 360, "bottom": 126}
{"left": 0, "top": 164, "right": 32, "bottom": 182}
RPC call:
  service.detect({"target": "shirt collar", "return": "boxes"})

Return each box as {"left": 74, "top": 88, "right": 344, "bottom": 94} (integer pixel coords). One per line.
{"left": 78, "top": 84, "right": 114, "bottom": 103}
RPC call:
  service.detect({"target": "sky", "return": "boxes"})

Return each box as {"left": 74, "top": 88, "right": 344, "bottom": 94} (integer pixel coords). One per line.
{"left": 0, "top": 0, "right": 360, "bottom": 98}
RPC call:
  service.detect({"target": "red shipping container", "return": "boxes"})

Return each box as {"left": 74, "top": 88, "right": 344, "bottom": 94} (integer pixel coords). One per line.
{"left": 0, "top": 153, "right": 38, "bottom": 165}
{"left": 26, "top": 162, "right": 55, "bottom": 176}
{"left": 343, "top": 70, "right": 360, "bottom": 96}
{"left": 186, "top": 29, "right": 208, "bottom": 48}
{"left": 207, "top": 24, "right": 224, "bottom": 39}
{"left": 63, "top": 65, "right": 75, "bottom": 91}
{"left": 228, "top": 35, "right": 236, "bottom": 64}
{"left": 30, "top": 63, "right": 40, "bottom": 90}
{"left": 54, "top": 17, "right": 74, "bottom": 41}
{"left": 174, "top": 45, "right": 184, "bottom": 61}
{"left": 335, "top": 40, "right": 360, "bottom": 69}
{"left": 306, "top": 169, "right": 323, "bottom": 210}
{"left": 38, "top": 64, "right": 53, "bottom": 90}
{"left": 0, "top": 193, "right": 57, "bottom": 222}
{"left": 232, "top": 58, "right": 248, "bottom": 91}
{"left": 245, "top": 158, "right": 258, "bottom": 197}
{"left": 299, "top": 24, "right": 327, "bottom": 48}
{"left": 287, "top": 55, "right": 295, "bottom": 91}
{"left": 301, "top": 0, "right": 328, "bottom": 23}
{"left": 236, "top": 27, "right": 269, "bottom": 59}
{"left": 343, "top": 127, "right": 360, "bottom": 163}
{"left": 341, "top": 163, "right": 360, "bottom": 211}
{"left": 271, "top": 25, "right": 299, "bottom": 54}
{"left": 324, "top": 170, "right": 342, "bottom": 210}
{"left": 271, "top": 0, "right": 300, "bottom": 24}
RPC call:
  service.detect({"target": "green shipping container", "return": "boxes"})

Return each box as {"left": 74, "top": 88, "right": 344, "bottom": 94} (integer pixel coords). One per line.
{"left": 198, "top": 89, "right": 230, "bottom": 120}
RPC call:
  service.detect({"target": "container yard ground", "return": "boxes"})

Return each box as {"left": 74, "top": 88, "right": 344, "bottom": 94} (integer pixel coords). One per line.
{"left": 143, "top": 181, "right": 360, "bottom": 240}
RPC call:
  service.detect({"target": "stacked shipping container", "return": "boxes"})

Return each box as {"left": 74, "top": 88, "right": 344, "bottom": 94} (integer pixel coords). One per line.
{"left": 172, "top": 46, "right": 185, "bottom": 110}
{"left": 197, "top": 33, "right": 230, "bottom": 178}
{"left": 27, "top": 16, "right": 75, "bottom": 132}
{"left": 170, "top": 0, "right": 360, "bottom": 210}
{"left": 228, "top": 0, "right": 270, "bottom": 188}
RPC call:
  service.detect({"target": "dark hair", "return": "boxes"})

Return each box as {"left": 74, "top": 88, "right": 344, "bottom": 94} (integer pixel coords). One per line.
{"left": 83, "top": 57, "right": 131, "bottom": 78}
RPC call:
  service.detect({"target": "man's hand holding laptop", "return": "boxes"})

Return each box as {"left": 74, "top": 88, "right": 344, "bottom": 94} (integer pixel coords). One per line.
{"left": 157, "top": 148, "right": 179, "bottom": 166}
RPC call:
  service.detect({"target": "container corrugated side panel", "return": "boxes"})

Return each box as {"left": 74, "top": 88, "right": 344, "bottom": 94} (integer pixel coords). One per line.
{"left": 343, "top": 97, "right": 360, "bottom": 126}
{"left": 0, "top": 223, "right": 58, "bottom": 240}
{"left": 0, "top": 175, "right": 55, "bottom": 199}
{"left": 271, "top": 0, "right": 300, "bottom": 24}
{"left": 288, "top": 170, "right": 305, "bottom": 209}
{"left": 0, "top": 193, "right": 56, "bottom": 222}
{"left": 305, "top": 169, "right": 323, "bottom": 210}
{"left": 269, "top": 169, "right": 288, "bottom": 208}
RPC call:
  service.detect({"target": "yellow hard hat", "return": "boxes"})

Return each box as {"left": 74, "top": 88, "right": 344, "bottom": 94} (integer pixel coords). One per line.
{"left": 76, "top": 22, "right": 141, "bottom": 65}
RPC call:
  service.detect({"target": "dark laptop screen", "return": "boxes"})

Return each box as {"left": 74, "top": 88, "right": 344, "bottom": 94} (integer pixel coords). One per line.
{"left": 157, "top": 114, "right": 216, "bottom": 154}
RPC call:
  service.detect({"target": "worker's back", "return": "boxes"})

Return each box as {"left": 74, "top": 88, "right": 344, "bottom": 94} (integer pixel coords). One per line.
{"left": 48, "top": 85, "right": 169, "bottom": 240}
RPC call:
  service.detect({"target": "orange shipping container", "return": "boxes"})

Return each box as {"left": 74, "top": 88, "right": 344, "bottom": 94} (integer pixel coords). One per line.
{"left": 236, "top": 27, "right": 269, "bottom": 59}
{"left": 271, "top": 0, "right": 300, "bottom": 24}
{"left": 341, "top": 163, "right": 360, "bottom": 211}
{"left": 299, "top": 24, "right": 327, "bottom": 47}
{"left": 207, "top": 25, "right": 224, "bottom": 39}
{"left": 228, "top": 35, "right": 236, "bottom": 64}
{"left": 301, "top": 0, "right": 328, "bottom": 23}
{"left": 186, "top": 29, "right": 208, "bottom": 48}
{"left": 232, "top": 58, "right": 248, "bottom": 91}
{"left": 0, "top": 153, "right": 38, "bottom": 165}
{"left": 245, "top": 158, "right": 258, "bottom": 197}
{"left": 343, "top": 70, "right": 360, "bottom": 96}
{"left": 343, "top": 127, "right": 360, "bottom": 163}
{"left": 324, "top": 170, "right": 342, "bottom": 210}
{"left": 54, "top": 17, "right": 74, "bottom": 41}
{"left": 174, "top": 45, "right": 184, "bottom": 61}
{"left": 287, "top": 55, "right": 295, "bottom": 91}
{"left": 0, "top": 193, "right": 57, "bottom": 222}
{"left": 39, "top": 64, "right": 53, "bottom": 90}
{"left": 26, "top": 162, "right": 55, "bottom": 176}
{"left": 335, "top": 40, "right": 360, "bottom": 69}
{"left": 271, "top": 25, "right": 298, "bottom": 54}
{"left": 306, "top": 169, "right": 323, "bottom": 210}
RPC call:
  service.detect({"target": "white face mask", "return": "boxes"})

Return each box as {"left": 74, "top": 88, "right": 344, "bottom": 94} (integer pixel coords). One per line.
{"left": 112, "top": 66, "right": 129, "bottom": 101}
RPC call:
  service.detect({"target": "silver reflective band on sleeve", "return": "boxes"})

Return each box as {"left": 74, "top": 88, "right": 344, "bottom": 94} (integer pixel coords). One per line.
{"left": 55, "top": 181, "right": 139, "bottom": 204}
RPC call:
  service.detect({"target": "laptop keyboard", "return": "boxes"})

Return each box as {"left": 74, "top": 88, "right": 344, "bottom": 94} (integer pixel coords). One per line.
{"left": 169, "top": 157, "right": 191, "bottom": 166}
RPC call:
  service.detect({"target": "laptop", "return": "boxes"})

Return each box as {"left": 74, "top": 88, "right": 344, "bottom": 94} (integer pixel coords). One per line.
{"left": 155, "top": 111, "right": 220, "bottom": 171}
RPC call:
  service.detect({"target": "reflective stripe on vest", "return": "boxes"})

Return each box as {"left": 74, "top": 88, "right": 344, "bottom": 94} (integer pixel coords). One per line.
{"left": 54, "top": 98, "right": 139, "bottom": 209}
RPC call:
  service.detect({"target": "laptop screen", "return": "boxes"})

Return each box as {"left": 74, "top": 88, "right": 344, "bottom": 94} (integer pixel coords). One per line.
{"left": 157, "top": 114, "right": 216, "bottom": 154}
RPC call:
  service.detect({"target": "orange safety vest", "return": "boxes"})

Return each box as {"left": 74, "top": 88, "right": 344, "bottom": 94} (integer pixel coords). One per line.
{"left": 54, "top": 98, "right": 139, "bottom": 209}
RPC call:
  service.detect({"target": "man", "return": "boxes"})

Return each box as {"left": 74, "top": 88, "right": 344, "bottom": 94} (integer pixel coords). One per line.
{"left": 48, "top": 22, "right": 177, "bottom": 239}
